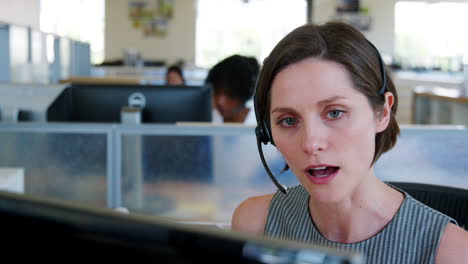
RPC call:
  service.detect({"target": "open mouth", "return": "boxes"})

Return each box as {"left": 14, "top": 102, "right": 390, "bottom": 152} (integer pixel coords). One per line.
{"left": 306, "top": 166, "right": 340, "bottom": 178}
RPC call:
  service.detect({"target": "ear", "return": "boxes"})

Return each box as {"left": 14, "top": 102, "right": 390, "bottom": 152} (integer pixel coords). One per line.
{"left": 376, "top": 92, "right": 394, "bottom": 133}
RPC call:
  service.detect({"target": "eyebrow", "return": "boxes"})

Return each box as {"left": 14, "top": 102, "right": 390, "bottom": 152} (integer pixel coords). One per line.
{"left": 271, "top": 96, "right": 347, "bottom": 114}
{"left": 316, "top": 96, "right": 347, "bottom": 107}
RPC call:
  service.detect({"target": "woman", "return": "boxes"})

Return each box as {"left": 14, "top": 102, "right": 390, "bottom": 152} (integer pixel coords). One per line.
{"left": 166, "top": 65, "right": 185, "bottom": 85}
{"left": 231, "top": 22, "right": 468, "bottom": 263}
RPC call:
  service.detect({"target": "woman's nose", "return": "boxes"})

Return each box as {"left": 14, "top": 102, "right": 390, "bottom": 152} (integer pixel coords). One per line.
{"left": 301, "top": 120, "right": 328, "bottom": 155}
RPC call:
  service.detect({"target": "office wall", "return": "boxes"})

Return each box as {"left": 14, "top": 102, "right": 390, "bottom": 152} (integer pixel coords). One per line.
{"left": 105, "top": 0, "right": 397, "bottom": 65}
{"left": 105, "top": 0, "right": 196, "bottom": 65}
{"left": 312, "top": 0, "right": 395, "bottom": 56}
{"left": 0, "top": 0, "right": 40, "bottom": 28}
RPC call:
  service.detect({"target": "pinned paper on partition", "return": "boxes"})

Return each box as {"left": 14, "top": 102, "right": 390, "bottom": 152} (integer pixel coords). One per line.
{"left": 128, "top": 0, "right": 174, "bottom": 37}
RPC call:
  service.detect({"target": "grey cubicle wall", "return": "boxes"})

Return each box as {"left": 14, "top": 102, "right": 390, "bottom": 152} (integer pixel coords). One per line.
{"left": 0, "top": 124, "right": 111, "bottom": 207}
{"left": 0, "top": 23, "right": 11, "bottom": 82}
{"left": 0, "top": 124, "right": 466, "bottom": 224}
{"left": 376, "top": 125, "right": 468, "bottom": 183}
{"left": 71, "top": 40, "right": 91, "bottom": 76}
{"left": 0, "top": 21, "right": 91, "bottom": 84}
{"left": 30, "top": 28, "right": 50, "bottom": 83}
{"left": 8, "top": 24, "right": 30, "bottom": 83}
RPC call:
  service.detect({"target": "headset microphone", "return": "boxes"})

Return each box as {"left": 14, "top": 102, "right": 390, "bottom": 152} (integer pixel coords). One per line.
{"left": 254, "top": 81, "right": 288, "bottom": 194}
{"left": 255, "top": 125, "right": 288, "bottom": 194}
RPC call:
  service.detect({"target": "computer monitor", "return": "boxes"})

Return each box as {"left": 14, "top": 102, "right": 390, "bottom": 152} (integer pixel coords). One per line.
{"left": 46, "top": 83, "right": 212, "bottom": 123}
{"left": 46, "top": 84, "right": 214, "bottom": 184}
{"left": 0, "top": 190, "right": 364, "bottom": 263}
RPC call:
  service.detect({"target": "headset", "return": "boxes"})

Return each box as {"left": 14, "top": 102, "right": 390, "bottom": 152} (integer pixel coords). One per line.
{"left": 253, "top": 39, "right": 387, "bottom": 194}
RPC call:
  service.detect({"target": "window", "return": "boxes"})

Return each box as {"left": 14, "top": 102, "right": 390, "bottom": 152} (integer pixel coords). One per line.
{"left": 395, "top": 1, "right": 468, "bottom": 72}
{"left": 40, "top": 0, "right": 105, "bottom": 64}
{"left": 196, "top": 0, "right": 307, "bottom": 68}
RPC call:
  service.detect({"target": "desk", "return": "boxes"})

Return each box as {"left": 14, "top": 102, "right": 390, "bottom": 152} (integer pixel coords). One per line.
{"left": 0, "top": 168, "right": 24, "bottom": 193}
{"left": 133, "top": 181, "right": 271, "bottom": 228}
{"left": 60, "top": 76, "right": 155, "bottom": 85}
{"left": 413, "top": 86, "right": 468, "bottom": 125}
{"left": 393, "top": 70, "right": 463, "bottom": 124}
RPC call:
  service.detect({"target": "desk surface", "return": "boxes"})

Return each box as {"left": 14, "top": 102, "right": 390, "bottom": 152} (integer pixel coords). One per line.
{"left": 414, "top": 86, "right": 468, "bottom": 104}
{"left": 60, "top": 76, "right": 162, "bottom": 85}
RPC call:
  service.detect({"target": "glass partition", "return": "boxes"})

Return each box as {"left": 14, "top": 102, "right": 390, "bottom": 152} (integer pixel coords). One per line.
{"left": 30, "top": 29, "right": 50, "bottom": 84}
{"left": 0, "top": 124, "right": 110, "bottom": 206}
{"left": 0, "top": 123, "right": 466, "bottom": 227}
{"left": 0, "top": 23, "right": 10, "bottom": 82}
{"left": 375, "top": 125, "right": 468, "bottom": 188}
{"left": 118, "top": 125, "right": 468, "bottom": 226}
{"left": 119, "top": 126, "right": 297, "bottom": 225}
{"left": 9, "top": 25, "right": 30, "bottom": 83}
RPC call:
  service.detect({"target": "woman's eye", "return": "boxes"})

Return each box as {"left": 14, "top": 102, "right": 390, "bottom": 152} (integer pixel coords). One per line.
{"left": 279, "top": 117, "right": 297, "bottom": 127}
{"left": 328, "top": 110, "right": 343, "bottom": 119}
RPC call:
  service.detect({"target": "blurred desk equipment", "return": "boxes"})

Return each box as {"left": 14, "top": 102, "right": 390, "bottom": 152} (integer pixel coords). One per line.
{"left": 0, "top": 168, "right": 24, "bottom": 194}
{"left": 0, "top": 83, "right": 66, "bottom": 122}
{"left": 0, "top": 190, "right": 364, "bottom": 263}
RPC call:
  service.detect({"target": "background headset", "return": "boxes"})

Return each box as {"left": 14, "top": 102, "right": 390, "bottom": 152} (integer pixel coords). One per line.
{"left": 253, "top": 39, "right": 387, "bottom": 195}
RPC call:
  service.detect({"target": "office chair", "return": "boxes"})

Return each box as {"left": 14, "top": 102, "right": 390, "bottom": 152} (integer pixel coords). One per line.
{"left": 387, "top": 182, "right": 468, "bottom": 230}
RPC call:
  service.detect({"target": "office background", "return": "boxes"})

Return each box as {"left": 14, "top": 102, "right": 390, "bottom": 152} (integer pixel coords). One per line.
{"left": 0, "top": 0, "right": 467, "bottom": 229}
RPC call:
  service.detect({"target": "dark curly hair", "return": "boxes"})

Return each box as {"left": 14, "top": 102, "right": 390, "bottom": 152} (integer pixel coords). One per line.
{"left": 206, "top": 55, "right": 260, "bottom": 105}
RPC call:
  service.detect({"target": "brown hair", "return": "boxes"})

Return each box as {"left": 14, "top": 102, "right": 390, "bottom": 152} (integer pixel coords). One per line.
{"left": 256, "top": 22, "right": 399, "bottom": 165}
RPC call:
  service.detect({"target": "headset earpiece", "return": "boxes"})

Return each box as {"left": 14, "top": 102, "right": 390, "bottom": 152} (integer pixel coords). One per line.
{"left": 255, "top": 120, "right": 274, "bottom": 146}
{"left": 253, "top": 73, "right": 286, "bottom": 193}
{"left": 255, "top": 125, "right": 268, "bottom": 145}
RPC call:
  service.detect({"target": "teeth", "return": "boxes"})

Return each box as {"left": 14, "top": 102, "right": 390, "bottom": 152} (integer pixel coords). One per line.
{"left": 314, "top": 174, "right": 329, "bottom": 178}
{"left": 312, "top": 166, "right": 327, "bottom": 170}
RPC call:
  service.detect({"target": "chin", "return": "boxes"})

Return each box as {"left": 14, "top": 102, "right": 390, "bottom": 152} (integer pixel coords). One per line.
{"left": 303, "top": 182, "right": 349, "bottom": 204}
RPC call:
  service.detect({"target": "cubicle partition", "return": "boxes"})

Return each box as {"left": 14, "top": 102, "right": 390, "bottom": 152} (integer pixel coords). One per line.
{"left": 0, "top": 123, "right": 111, "bottom": 207}
{"left": 0, "top": 21, "right": 91, "bottom": 84}
{"left": 0, "top": 124, "right": 466, "bottom": 226}
{"left": 116, "top": 125, "right": 296, "bottom": 224}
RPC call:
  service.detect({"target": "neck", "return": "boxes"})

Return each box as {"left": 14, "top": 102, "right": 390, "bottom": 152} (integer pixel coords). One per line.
{"left": 308, "top": 176, "right": 404, "bottom": 243}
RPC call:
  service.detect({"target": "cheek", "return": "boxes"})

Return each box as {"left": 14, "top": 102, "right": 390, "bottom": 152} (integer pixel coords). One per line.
{"left": 338, "top": 119, "right": 376, "bottom": 165}
{"left": 273, "top": 131, "right": 300, "bottom": 166}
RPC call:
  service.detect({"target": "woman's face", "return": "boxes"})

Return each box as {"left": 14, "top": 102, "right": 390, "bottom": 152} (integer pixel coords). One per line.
{"left": 214, "top": 89, "right": 244, "bottom": 122}
{"left": 269, "top": 58, "right": 391, "bottom": 203}
{"left": 167, "top": 71, "right": 184, "bottom": 85}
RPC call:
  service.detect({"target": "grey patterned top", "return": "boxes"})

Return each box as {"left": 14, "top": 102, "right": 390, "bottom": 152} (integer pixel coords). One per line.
{"left": 264, "top": 185, "right": 457, "bottom": 264}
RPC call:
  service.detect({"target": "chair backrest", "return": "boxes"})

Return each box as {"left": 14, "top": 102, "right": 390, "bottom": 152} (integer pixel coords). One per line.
{"left": 387, "top": 182, "right": 468, "bottom": 230}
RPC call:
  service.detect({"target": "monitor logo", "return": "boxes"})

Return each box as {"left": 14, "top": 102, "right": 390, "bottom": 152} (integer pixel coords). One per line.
{"left": 128, "top": 92, "right": 146, "bottom": 108}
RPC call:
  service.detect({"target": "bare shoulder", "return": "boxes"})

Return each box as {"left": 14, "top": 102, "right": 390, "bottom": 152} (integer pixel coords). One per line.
{"left": 231, "top": 193, "right": 275, "bottom": 234}
{"left": 436, "top": 223, "right": 468, "bottom": 264}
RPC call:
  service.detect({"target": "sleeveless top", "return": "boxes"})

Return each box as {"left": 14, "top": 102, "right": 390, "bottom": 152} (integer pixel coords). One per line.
{"left": 264, "top": 185, "right": 457, "bottom": 264}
